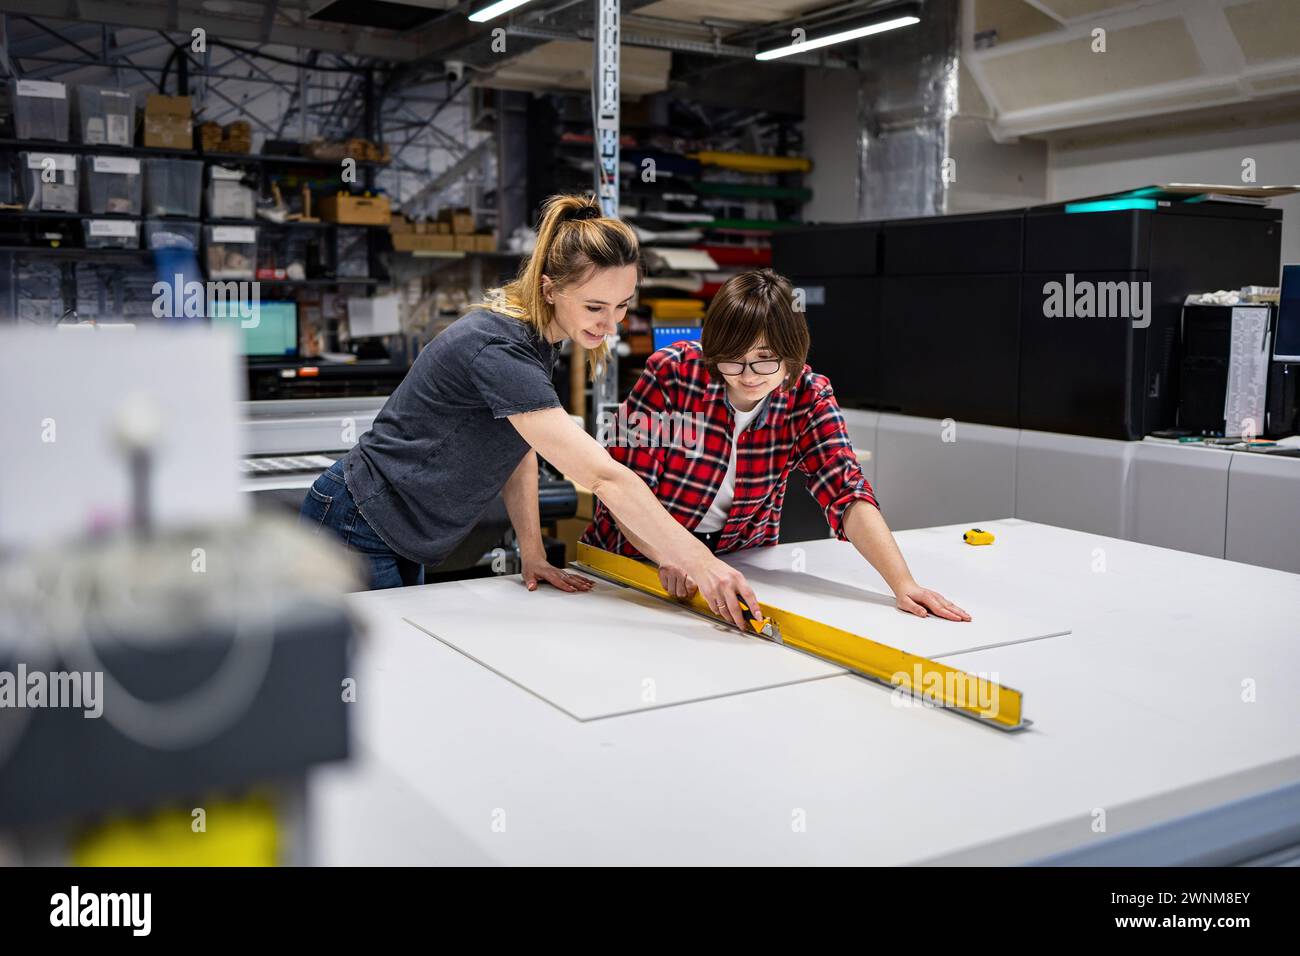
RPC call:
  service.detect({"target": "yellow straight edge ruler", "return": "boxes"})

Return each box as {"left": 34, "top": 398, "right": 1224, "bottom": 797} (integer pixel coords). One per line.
{"left": 575, "top": 543, "right": 1027, "bottom": 732}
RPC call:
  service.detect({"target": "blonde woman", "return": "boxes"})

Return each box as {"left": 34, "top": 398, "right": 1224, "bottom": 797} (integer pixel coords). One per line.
{"left": 301, "top": 194, "right": 761, "bottom": 627}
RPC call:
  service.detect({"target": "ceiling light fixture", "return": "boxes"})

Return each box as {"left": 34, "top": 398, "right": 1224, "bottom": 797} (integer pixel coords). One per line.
{"left": 756, "top": 7, "right": 920, "bottom": 61}
{"left": 468, "top": 0, "right": 535, "bottom": 23}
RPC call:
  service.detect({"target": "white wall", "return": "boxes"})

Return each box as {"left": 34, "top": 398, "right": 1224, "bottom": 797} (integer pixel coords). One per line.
{"left": 1049, "top": 121, "right": 1300, "bottom": 284}
{"left": 802, "top": 67, "right": 862, "bottom": 223}
{"left": 946, "top": 115, "right": 1048, "bottom": 214}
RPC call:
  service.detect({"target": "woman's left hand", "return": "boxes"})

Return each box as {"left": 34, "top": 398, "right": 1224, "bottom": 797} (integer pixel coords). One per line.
{"left": 894, "top": 581, "right": 971, "bottom": 621}
{"left": 522, "top": 558, "right": 596, "bottom": 593}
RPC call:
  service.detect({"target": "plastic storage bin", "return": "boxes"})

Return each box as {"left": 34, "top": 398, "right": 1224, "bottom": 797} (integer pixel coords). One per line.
{"left": 19, "top": 151, "right": 78, "bottom": 212}
{"left": 83, "top": 218, "right": 140, "bottom": 249}
{"left": 74, "top": 86, "right": 134, "bottom": 146}
{"left": 207, "top": 165, "right": 256, "bottom": 220}
{"left": 121, "top": 273, "right": 161, "bottom": 322}
{"left": 144, "top": 220, "right": 200, "bottom": 251}
{"left": 205, "top": 224, "right": 257, "bottom": 278}
{"left": 15, "top": 262, "right": 64, "bottom": 323}
{"left": 81, "top": 155, "right": 142, "bottom": 215}
{"left": 9, "top": 79, "right": 70, "bottom": 141}
{"left": 144, "top": 158, "right": 202, "bottom": 217}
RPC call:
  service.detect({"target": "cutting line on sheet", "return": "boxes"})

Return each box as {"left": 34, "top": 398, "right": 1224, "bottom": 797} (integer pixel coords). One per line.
{"left": 930, "top": 628, "right": 1071, "bottom": 659}
{"left": 401, "top": 617, "right": 845, "bottom": 723}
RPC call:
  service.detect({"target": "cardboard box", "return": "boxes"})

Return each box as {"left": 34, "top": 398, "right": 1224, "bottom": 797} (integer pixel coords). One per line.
{"left": 197, "top": 121, "right": 223, "bottom": 151}
{"left": 221, "top": 121, "right": 251, "bottom": 153}
{"left": 391, "top": 233, "right": 454, "bottom": 253}
{"left": 435, "top": 221, "right": 451, "bottom": 234}
{"left": 437, "top": 207, "right": 476, "bottom": 234}
{"left": 453, "top": 233, "right": 477, "bottom": 252}
{"left": 142, "top": 95, "right": 192, "bottom": 149}
{"left": 472, "top": 233, "right": 496, "bottom": 252}
{"left": 198, "top": 120, "right": 250, "bottom": 154}
{"left": 388, "top": 216, "right": 414, "bottom": 234}
{"left": 319, "top": 192, "right": 391, "bottom": 225}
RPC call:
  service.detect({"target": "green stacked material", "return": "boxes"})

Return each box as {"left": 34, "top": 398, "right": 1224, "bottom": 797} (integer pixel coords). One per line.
{"left": 693, "top": 182, "right": 812, "bottom": 201}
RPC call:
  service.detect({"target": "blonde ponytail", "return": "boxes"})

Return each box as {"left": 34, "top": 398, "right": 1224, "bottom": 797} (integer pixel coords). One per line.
{"left": 477, "top": 193, "right": 640, "bottom": 380}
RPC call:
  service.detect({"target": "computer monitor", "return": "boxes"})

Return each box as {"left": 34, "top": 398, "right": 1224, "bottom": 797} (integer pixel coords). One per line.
{"left": 1274, "top": 265, "right": 1300, "bottom": 362}
{"left": 652, "top": 323, "right": 702, "bottom": 352}
{"left": 210, "top": 300, "right": 298, "bottom": 358}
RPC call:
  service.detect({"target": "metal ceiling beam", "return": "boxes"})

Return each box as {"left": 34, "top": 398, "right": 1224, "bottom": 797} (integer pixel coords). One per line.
{"left": 500, "top": 20, "right": 849, "bottom": 68}
{"left": 0, "top": 0, "right": 425, "bottom": 59}
{"left": 719, "top": 0, "right": 890, "bottom": 45}
{"left": 504, "top": 21, "right": 752, "bottom": 58}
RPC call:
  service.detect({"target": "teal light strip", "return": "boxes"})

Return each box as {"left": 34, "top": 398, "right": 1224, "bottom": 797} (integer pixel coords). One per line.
{"left": 1064, "top": 198, "right": 1159, "bottom": 214}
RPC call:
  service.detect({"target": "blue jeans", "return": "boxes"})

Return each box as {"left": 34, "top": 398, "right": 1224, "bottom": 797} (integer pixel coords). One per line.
{"left": 300, "top": 460, "right": 426, "bottom": 590}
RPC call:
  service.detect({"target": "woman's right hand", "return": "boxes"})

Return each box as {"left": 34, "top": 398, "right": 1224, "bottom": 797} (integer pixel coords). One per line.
{"left": 684, "top": 555, "right": 761, "bottom": 630}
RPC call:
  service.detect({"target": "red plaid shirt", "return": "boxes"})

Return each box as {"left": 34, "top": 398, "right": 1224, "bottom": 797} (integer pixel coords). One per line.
{"left": 580, "top": 341, "right": 878, "bottom": 557}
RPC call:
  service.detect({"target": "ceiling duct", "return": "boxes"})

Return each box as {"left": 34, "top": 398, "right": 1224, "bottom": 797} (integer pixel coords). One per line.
{"left": 857, "top": 0, "right": 960, "bottom": 218}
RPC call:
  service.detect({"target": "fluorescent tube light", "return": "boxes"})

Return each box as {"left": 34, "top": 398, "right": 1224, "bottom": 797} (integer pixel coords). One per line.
{"left": 469, "top": 0, "right": 534, "bottom": 23}
{"left": 756, "top": 14, "right": 919, "bottom": 61}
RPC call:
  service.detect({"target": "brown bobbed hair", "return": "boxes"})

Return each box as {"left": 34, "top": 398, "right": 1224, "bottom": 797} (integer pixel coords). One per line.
{"left": 477, "top": 193, "right": 641, "bottom": 379}
{"left": 701, "top": 268, "right": 809, "bottom": 391}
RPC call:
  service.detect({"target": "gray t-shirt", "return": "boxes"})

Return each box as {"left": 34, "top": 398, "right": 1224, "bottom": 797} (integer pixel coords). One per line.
{"left": 343, "top": 307, "right": 563, "bottom": 566}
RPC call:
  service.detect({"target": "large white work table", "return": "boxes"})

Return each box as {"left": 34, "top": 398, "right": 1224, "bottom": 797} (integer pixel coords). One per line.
{"left": 309, "top": 519, "right": 1300, "bottom": 866}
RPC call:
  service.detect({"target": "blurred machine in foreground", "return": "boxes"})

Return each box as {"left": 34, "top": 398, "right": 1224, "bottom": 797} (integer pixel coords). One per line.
{"left": 0, "top": 517, "right": 358, "bottom": 865}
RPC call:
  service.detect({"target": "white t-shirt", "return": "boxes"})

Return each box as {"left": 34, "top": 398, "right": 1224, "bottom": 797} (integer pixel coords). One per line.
{"left": 695, "top": 398, "right": 767, "bottom": 534}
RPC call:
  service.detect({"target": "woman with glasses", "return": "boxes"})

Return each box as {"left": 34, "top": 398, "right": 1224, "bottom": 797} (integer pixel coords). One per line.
{"left": 581, "top": 268, "right": 970, "bottom": 621}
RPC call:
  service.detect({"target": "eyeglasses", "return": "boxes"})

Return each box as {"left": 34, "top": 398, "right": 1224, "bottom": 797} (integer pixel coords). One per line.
{"left": 715, "top": 359, "right": 783, "bottom": 376}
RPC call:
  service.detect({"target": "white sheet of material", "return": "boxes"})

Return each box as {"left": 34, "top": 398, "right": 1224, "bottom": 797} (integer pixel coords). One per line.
{"left": 724, "top": 534, "right": 1071, "bottom": 658}
{"left": 315, "top": 520, "right": 1300, "bottom": 865}
{"left": 400, "top": 575, "right": 845, "bottom": 721}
